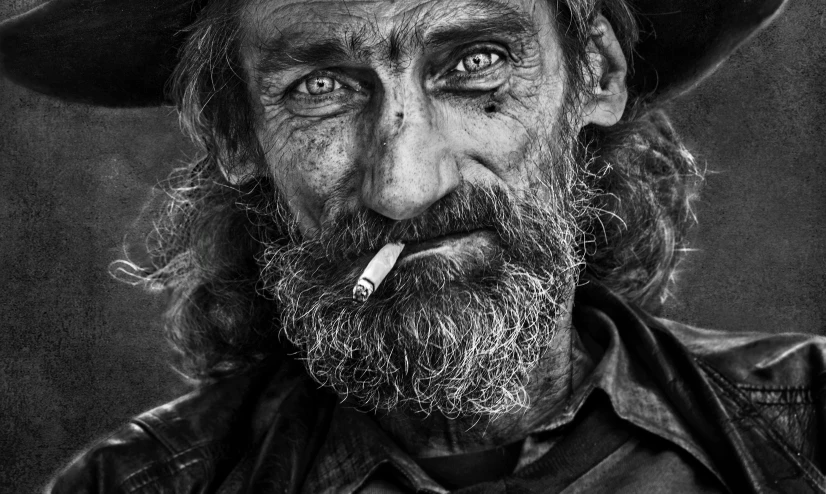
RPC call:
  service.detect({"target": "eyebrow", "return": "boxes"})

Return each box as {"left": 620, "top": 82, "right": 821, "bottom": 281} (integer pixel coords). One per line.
{"left": 424, "top": 6, "right": 536, "bottom": 52}
{"left": 254, "top": 0, "right": 536, "bottom": 76}
{"left": 256, "top": 38, "right": 357, "bottom": 75}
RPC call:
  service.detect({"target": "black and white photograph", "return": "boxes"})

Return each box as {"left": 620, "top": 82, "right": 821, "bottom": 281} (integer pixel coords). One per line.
{"left": 1, "top": 0, "right": 825, "bottom": 492}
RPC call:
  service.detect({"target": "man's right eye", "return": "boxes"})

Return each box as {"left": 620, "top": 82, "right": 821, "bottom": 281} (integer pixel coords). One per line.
{"left": 453, "top": 52, "right": 501, "bottom": 74}
{"left": 295, "top": 75, "right": 343, "bottom": 96}
{"left": 282, "top": 71, "right": 370, "bottom": 117}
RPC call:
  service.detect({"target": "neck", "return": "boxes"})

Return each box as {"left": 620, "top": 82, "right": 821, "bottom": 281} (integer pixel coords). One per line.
{"left": 372, "top": 307, "right": 592, "bottom": 458}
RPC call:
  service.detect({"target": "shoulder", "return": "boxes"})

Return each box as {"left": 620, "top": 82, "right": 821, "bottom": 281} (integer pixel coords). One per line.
{"left": 654, "top": 317, "right": 826, "bottom": 389}
{"left": 45, "top": 420, "right": 208, "bottom": 494}
{"left": 46, "top": 364, "right": 309, "bottom": 494}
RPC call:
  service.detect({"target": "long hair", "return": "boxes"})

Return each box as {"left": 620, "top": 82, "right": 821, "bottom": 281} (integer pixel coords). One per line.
{"left": 121, "top": 0, "right": 703, "bottom": 380}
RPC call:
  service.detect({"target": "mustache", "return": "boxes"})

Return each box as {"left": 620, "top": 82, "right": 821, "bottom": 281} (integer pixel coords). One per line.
{"left": 305, "top": 183, "right": 528, "bottom": 263}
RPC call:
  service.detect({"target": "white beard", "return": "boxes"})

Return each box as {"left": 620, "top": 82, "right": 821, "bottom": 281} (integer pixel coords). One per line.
{"left": 260, "top": 140, "right": 588, "bottom": 417}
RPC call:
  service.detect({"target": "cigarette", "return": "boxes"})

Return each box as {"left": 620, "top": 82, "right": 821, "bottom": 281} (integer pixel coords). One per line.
{"left": 352, "top": 242, "right": 405, "bottom": 302}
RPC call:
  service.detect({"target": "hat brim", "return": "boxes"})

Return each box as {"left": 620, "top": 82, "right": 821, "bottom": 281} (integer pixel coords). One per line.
{"left": 629, "top": 0, "right": 789, "bottom": 101}
{"left": 0, "top": 0, "right": 207, "bottom": 107}
{"left": 0, "top": 0, "right": 788, "bottom": 107}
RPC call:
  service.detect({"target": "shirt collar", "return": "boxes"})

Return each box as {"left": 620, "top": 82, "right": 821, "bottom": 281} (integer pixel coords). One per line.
{"left": 301, "top": 285, "right": 720, "bottom": 493}
{"left": 301, "top": 404, "right": 447, "bottom": 494}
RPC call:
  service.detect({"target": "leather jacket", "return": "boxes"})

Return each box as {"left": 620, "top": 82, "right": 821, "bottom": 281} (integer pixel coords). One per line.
{"left": 46, "top": 284, "right": 826, "bottom": 493}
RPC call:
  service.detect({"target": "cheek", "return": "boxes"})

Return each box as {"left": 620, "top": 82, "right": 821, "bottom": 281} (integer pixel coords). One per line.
{"left": 439, "top": 78, "right": 566, "bottom": 191}
{"left": 260, "top": 115, "right": 358, "bottom": 231}
{"left": 468, "top": 15, "right": 572, "bottom": 190}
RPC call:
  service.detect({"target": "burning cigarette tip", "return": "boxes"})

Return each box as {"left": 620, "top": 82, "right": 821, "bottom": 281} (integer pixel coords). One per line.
{"left": 353, "top": 279, "right": 375, "bottom": 303}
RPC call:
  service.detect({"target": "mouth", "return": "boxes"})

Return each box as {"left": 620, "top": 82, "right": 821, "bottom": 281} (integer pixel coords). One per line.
{"left": 398, "top": 230, "right": 495, "bottom": 263}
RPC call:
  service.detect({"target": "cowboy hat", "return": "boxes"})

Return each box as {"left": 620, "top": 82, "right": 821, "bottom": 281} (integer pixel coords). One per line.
{"left": 0, "top": 0, "right": 788, "bottom": 107}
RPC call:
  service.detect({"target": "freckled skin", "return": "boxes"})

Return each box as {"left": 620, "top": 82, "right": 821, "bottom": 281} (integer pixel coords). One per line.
{"left": 242, "top": 0, "right": 570, "bottom": 234}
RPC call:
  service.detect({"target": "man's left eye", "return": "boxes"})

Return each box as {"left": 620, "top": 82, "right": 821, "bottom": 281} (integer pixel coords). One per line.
{"left": 295, "top": 76, "right": 343, "bottom": 95}
{"left": 454, "top": 52, "right": 501, "bottom": 73}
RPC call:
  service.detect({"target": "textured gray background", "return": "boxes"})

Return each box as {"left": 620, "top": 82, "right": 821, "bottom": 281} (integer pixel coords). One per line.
{"left": 1, "top": 0, "right": 825, "bottom": 492}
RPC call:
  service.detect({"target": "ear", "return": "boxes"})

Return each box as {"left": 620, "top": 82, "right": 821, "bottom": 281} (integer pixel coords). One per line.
{"left": 220, "top": 160, "right": 260, "bottom": 185}
{"left": 579, "top": 15, "right": 628, "bottom": 128}
{"left": 217, "top": 133, "right": 266, "bottom": 185}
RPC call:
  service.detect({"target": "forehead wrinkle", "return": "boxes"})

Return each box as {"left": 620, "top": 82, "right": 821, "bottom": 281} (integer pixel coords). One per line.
{"left": 254, "top": 31, "right": 371, "bottom": 76}
{"left": 380, "top": 0, "right": 540, "bottom": 61}
{"left": 249, "top": 0, "right": 542, "bottom": 77}
{"left": 386, "top": 17, "right": 419, "bottom": 65}
{"left": 421, "top": 1, "right": 539, "bottom": 47}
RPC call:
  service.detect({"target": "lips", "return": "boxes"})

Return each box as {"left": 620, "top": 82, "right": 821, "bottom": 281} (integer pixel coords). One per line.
{"left": 398, "top": 230, "right": 491, "bottom": 260}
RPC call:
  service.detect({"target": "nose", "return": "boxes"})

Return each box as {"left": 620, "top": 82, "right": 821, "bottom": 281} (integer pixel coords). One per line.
{"left": 360, "top": 81, "right": 460, "bottom": 220}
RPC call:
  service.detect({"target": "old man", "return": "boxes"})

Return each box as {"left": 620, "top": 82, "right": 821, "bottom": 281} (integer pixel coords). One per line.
{"left": 1, "top": 0, "right": 824, "bottom": 492}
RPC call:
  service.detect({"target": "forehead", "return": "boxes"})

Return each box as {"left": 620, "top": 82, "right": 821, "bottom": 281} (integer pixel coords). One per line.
{"left": 241, "top": 0, "right": 552, "bottom": 49}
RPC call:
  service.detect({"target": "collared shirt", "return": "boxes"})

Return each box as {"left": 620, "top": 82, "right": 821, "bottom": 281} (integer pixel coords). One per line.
{"left": 301, "top": 303, "right": 729, "bottom": 493}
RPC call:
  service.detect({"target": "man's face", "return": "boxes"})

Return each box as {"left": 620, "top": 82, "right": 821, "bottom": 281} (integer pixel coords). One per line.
{"left": 239, "top": 0, "right": 594, "bottom": 416}
{"left": 242, "top": 0, "right": 572, "bottom": 233}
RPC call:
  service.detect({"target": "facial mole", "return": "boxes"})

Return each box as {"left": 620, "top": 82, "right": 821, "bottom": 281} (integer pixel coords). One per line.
{"left": 395, "top": 111, "right": 404, "bottom": 120}
{"left": 484, "top": 104, "right": 497, "bottom": 113}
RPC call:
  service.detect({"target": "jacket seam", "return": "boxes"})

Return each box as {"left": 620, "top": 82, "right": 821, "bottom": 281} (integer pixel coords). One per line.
{"left": 124, "top": 456, "right": 207, "bottom": 493}
{"left": 736, "top": 385, "right": 815, "bottom": 404}
{"left": 749, "top": 400, "right": 815, "bottom": 406}
{"left": 132, "top": 414, "right": 216, "bottom": 454}
{"left": 735, "top": 383, "right": 813, "bottom": 391}
{"left": 117, "top": 442, "right": 214, "bottom": 492}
